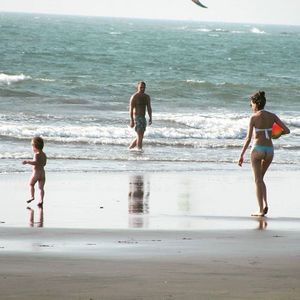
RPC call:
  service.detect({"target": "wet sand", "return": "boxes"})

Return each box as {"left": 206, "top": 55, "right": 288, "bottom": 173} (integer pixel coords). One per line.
{"left": 0, "top": 170, "right": 300, "bottom": 299}
{"left": 1, "top": 169, "right": 300, "bottom": 230}
{"left": 0, "top": 228, "right": 300, "bottom": 299}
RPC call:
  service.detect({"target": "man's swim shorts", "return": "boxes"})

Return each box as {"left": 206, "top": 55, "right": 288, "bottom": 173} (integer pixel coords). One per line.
{"left": 135, "top": 115, "right": 147, "bottom": 132}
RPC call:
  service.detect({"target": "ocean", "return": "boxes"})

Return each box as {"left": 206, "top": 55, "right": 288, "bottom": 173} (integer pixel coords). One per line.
{"left": 1, "top": 13, "right": 299, "bottom": 174}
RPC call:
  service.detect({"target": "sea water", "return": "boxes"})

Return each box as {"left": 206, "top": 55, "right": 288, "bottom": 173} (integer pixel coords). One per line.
{"left": 1, "top": 13, "right": 299, "bottom": 173}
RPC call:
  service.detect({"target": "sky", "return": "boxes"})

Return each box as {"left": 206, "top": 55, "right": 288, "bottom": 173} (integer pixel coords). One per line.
{"left": 0, "top": 0, "right": 299, "bottom": 25}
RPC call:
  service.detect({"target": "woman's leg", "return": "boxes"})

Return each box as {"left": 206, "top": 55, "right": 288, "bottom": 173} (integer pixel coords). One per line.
{"left": 251, "top": 152, "right": 264, "bottom": 216}
{"left": 251, "top": 150, "right": 273, "bottom": 216}
{"left": 260, "top": 153, "right": 274, "bottom": 214}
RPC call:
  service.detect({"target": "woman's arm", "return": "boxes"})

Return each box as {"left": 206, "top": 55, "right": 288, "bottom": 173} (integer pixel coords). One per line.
{"left": 238, "top": 117, "right": 254, "bottom": 166}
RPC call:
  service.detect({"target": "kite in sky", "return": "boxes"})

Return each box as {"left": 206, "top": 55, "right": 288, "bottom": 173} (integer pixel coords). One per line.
{"left": 191, "top": 0, "right": 208, "bottom": 8}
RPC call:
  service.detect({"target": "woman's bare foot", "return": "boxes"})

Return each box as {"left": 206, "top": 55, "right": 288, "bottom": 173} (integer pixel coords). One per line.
{"left": 251, "top": 211, "right": 265, "bottom": 217}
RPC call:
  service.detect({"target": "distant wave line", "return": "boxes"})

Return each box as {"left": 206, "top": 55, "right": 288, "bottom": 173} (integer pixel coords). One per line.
{"left": 183, "top": 26, "right": 267, "bottom": 35}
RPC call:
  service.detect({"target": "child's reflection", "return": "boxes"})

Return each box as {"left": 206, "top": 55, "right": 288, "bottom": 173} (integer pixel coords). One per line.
{"left": 27, "top": 206, "right": 44, "bottom": 227}
{"left": 128, "top": 175, "right": 150, "bottom": 228}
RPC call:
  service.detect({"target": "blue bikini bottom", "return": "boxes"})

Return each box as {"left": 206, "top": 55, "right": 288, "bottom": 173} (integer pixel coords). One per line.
{"left": 251, "top": 144, "right": 274, "bottom": 154}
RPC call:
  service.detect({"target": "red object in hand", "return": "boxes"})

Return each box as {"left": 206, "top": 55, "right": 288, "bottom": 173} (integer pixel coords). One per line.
{"left": 271, "top": 123, "right": 283, "bottom": 139}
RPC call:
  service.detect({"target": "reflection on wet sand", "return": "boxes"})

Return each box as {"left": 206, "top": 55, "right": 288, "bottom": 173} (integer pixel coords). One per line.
{"left": 27, "top": 206, "right": 44, "bottom": 227}
{"left": 128, "top": 175, "right": 150, "bottom": 228}
{"left": 256, "top": 217, "right": 268, "bottom": 230}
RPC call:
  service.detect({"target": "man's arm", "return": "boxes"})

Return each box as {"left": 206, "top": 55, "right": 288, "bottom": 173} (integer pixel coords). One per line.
{"left": 129, "top": 95, "right": 135, "bottom": 128}
{"left": 147, "top": 96, "right": 152, "bottom": 125}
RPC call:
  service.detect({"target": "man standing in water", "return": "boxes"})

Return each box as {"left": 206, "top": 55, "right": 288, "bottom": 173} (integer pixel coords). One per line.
{"left": 129, "top": 81, "right": 152, "bottom": 150}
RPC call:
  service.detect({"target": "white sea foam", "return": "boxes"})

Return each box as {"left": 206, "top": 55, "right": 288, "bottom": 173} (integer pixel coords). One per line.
{"left": 196, "top": 28, "right": 243, "bottom": 34}
{"left": 186, "top": 79, "right": 206, "bottom": 84}
{"left": 0, "top": 73, "right": 31, "bottom": 85}
{"left": 0, "top": 112, "right": 249, "bottom": 145}
{"left": 196, "top": 28, "right": 211, "bottom": 32}
{"left": 3, "top": 111, "right": 299, "bottom": 146}
{"left": 250, "top": 27, "right": 266, "bottom": 34}
{"left": 109, "top": 31, "right": 122, "bottom": 35}
{"left": 36, "top": 78, "right": 56, "bottom": 82}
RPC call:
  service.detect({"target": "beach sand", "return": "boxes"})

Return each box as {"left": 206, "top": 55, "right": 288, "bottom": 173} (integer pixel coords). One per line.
{"left": 1, "top": 169, "right": 300, "bottom": 299}
{"left": 1, "top": 228, "right": 300, "bottom": 300}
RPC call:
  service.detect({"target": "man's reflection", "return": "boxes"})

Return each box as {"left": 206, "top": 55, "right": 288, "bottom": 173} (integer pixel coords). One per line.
{"left": 27, "top": 206, "right": 44, "bottom": 227}
{"left": 128, "top": 175, "right": 150, "bottom": 228}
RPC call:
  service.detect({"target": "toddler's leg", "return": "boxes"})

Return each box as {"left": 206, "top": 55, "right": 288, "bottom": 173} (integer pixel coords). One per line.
{"left": 38, "top": 178, "right": 46, "bottom": 206}
{"left": 27, "top": 175, "right": 37, "bottom": 203}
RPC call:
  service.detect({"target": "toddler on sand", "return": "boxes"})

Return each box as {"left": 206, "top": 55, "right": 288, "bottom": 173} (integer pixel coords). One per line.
{"left": 23, "top": 136, "right": 47, "bottom": 207}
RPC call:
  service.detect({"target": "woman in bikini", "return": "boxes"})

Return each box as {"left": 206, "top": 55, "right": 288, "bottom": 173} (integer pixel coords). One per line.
{"left": 238, "top": 91, "right": 290, "bottom": 216}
